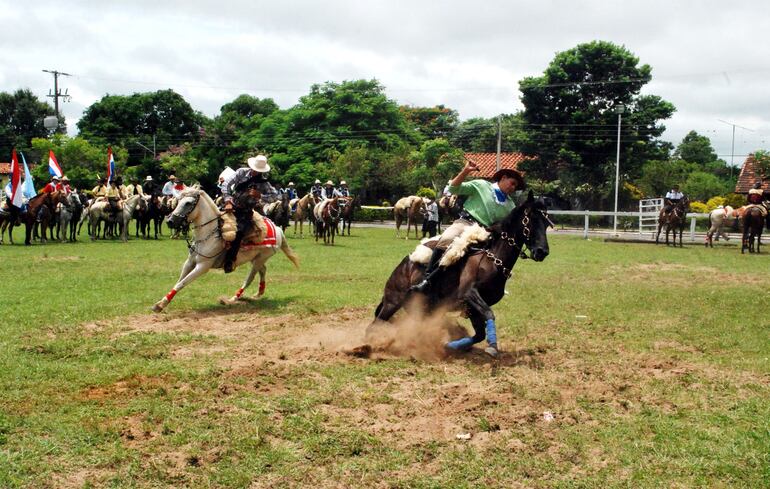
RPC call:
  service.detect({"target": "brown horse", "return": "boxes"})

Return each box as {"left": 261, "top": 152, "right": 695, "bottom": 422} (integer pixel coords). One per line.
{"left": 370, "top": 192, "right": 551, "bottom": 358}
{"left": 656, "top": 198, "right": 689, "bottom": 247}
{"left": 741, "top": 206, "right": 764, "bottom": 254}
{"left": 314, "top": 197, "right": 341, "bottom": 245}
{"left": 339, "top": 196, "right": 355, "bottom": 236}
{"left": 292, "top": 193, "right": 318, "bottom": 238}
{"left": 394, "top": 196, "right": 427, "bottom": 239}
{"left": 264, "top": 192, "right": 291, "bottom": 232}
{"left": 22, "top": 191, "right": 68, "bottom": 245}
{"left": 437, "top": 194, "right": 462, "bottom": 232}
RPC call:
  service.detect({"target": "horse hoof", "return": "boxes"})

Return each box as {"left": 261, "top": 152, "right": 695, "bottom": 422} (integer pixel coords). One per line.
{"left": 152, "top": 303, "right": 165, "bottom": 313}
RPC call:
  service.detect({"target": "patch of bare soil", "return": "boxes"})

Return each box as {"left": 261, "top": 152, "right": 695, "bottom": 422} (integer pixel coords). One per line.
{"left": 609, "top": 262, "right": 765, "bottom": 286}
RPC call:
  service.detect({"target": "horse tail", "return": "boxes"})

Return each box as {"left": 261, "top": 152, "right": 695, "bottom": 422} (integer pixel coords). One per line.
{"left": 280, "top": 235, "right": 300, "bottom": 269}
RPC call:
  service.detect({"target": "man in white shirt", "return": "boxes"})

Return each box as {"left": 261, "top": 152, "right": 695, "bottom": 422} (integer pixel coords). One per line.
{"left": 162, "top": 175, "right": 176, "bottom": 197}
{"left": 664, "top": 185, "right": 684, "bottom": 214}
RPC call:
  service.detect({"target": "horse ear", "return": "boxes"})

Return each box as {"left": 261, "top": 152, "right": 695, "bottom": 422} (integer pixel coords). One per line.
{"left": 527, "top": 190, "right": 535, "bottom": 202}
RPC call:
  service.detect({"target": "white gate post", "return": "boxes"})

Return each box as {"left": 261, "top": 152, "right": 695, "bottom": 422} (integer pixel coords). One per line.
{"left": 690, "top": 217, "right": 697, "bottom": 242}
{"left": 584, "top": 211, "right": 590, "bottom": 239}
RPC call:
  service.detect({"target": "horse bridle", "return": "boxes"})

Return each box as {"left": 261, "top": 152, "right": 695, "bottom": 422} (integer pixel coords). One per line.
{"left": 480, "top": 207, "right": 552, "bottom": 278}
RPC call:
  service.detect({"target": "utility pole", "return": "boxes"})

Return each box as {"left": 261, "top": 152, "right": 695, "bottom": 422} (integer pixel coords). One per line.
{"left": 42, "top": 69, "right": 72, "bottom": 132}
{"left": 495, "top": 115, "right": 502, "bottom": 172}
{"left": 717, "top": 119, "right": 754, "bottom": 178}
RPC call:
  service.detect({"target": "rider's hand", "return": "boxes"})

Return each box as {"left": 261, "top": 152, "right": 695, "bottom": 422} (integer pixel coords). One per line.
{"left": 463, "top": 158, "right": 480, "bottom": 172}
{"left": 248, "top": 188, "right": 261, "bottom": 200}
{"left": 224, "top": 202, "right": 234, "bottom": 212}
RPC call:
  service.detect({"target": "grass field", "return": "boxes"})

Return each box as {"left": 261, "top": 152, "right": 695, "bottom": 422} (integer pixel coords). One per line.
{"left": 0, "top": 228, "right": 768, "bottom": 488}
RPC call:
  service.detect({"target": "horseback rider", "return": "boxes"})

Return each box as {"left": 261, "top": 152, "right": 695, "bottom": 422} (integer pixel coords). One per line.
{"left": 171, "top": 177, "right": 187, "bottom": 199}
{"left": 664, "top": 185, "right": 684, "bottom": 214}
{"left": 411, "top": 160, "right": 525, "bottom": 293}
{"left": 311, "top": 179, "right": 323, "bottom": 199}
{"left": 42, "top": 175, "right": 61, "bottom": 194}
{"left": 162, "top": 175, "right": 176, "bottom": 198}
{"left": 60, "top": 176, "right": 72, "bottom": 195}
{"left": 92, "top": 177, "right": 108, "bottom": 200}
{"left": 143, "top": 175, "right": 159, "bottom": 197}
{"left": 105, "top": 178, "right": 125, "bottom": 218}
{"left": 747, "top": 181, "right": 768, "bottom": 216}
{"left": 221, "top": 154, "right": 280, "bottom": 273}
{"left": 284, "top": 182, "right": 297, "bottom": 200}
{"left": 338, "top": 181, "right": 350, "bottom": 198}
{"left": 125, "top": 177, "right": 144, "bottom": 197}
{"left": 321, "top": 180, "right": 341, "bottom": 200}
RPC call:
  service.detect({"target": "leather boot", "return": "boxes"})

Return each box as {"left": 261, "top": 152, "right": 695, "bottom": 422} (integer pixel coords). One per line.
{"left": 410, "top": 247, "right": 445, "bottom": 293}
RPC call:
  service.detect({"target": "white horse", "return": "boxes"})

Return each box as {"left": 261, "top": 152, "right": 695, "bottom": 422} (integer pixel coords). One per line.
{"left": 705, "top": 205, "right": 737, "bottom": 247}
{"left": 152, "top": 188, "right": 300, "bottom": 312}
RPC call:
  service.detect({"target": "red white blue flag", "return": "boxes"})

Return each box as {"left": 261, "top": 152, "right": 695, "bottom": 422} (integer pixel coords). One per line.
{"left": 48, "top": 150, "right": 63, "bottom": 177}
{"left": 10, "top": 149, "right": 23, "bottom": 207}
{"left": 107, "top": 147, "right": 116, "bottom": 182}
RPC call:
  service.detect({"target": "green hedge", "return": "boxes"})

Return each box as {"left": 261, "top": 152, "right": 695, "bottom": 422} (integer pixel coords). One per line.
{"left": 357, "top": 207, "right": 394, "bottom": 222}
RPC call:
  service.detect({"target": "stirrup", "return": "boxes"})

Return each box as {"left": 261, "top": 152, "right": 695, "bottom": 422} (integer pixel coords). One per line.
{"left": 410, "top": 278, "right": 430, "bottom": 293}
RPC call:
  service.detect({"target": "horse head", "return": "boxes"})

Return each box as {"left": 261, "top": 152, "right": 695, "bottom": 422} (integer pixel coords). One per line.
{"left": 166, "top": 190, "right": 202, "bottom": 229}
{"left": 495, "top": 190, "right": 552, "bottom": 262}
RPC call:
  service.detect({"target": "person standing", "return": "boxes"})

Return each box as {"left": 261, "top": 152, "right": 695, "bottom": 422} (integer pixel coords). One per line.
{"left": 421, "top": 197, "right": 439, "bottom": 238}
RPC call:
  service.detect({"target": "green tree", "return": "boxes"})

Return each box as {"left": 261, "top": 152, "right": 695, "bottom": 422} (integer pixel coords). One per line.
{"left": 400, "top": 105, "right": 459, "bottom": 140}
{"left": 682, "top": 171, "right": 730, "bottom": 201}
{"left": 30, "top": 135, "right": 128, "bottom": 191}
{"left": 674, "top": 130, "right": 719, "bottom": 165}
{"left": 451, "top": 113, "right": 528, "bottom": 153}
{"left": 636, "top": 159, "right": 697, "bottom": 197}
{"left": 77, "top": 89, "right": 205, "bottom": 166}
{"left": 518, "top": 41, "right": 675, "bottom": 208}
{"left": 0, "top": 89, "right": 57, "bottom": 159}
{"left": 410, "top": 138, "right": 464, "bottom": 192}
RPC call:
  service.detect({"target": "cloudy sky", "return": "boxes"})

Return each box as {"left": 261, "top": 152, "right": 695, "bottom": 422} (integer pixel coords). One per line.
{"left": 2, "top": 0, "right": 769, "bottom": 165}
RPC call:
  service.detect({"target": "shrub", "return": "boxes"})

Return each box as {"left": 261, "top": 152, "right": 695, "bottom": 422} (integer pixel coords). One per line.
{"left": 689, "top": 201, "right": 709, "bottom": 213}
{"left": 705, "top": 196, "right": 726, "bottom": 211}
{"left": 722, "top": 193, "right": 745, "bottom": 208}
{"left": 416, "top": 187, "right": 436, "bottom": 199}
{"left": 357, "top": 206, "right": 393, "bottom": 222}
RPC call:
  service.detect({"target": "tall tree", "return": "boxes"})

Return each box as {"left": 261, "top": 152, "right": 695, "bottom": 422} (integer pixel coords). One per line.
{"left": 0, "top": 89, "right": 56, "bottom": 159}
{"left": 518, "top": 41, "right": 675, "bottom": 208}
{"left": 77, "top": 89, "right": 205, "bottom": 165}
{"left": 400, "top": 105, "right": 459, "bottom": 140}
{"left": 674, "top": 130, "right": 719, "bottom": 165}
{"left": 451, "top": 113, "right": 528, "bottom": 153}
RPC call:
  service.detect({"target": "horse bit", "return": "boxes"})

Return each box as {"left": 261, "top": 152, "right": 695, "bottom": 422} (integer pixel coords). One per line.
{"left": 479, "top": 208, "right": 551, "bottom": 278}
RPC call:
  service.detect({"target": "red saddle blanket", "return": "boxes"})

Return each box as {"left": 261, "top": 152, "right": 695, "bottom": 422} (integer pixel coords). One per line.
{"left": 242, "top": 217, "right": 277, "bottom": 249}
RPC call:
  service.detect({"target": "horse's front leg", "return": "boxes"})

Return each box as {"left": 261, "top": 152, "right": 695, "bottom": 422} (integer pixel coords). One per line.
{"left": 154, "top": 259, "right": 209, "bottom": 312}
{"left": 447, "top": 287, "right": 499, "bottom": 358}
{"left": 231, "top": 261, "right": 259, "bottom": 301}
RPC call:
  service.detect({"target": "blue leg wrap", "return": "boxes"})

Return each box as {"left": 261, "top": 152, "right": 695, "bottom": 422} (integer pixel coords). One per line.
{"left": 446, "top": 336, "right": 475, "bottom": 351}
{"left": 485, "top": 319, "right": 497, "bottom": 346}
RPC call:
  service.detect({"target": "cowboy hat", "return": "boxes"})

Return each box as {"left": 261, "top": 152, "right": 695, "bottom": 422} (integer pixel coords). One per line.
{"left": 61, "top": 176, "right": 69, "bottom": 181}
{"left": 340, "top": 180, "right": 347, "bottom": 186}
{"left": 314, "top": 179, "right": 321, "bottom": 184}
{"left": 168, "top": 175, "right": 176, "bottom": 180}
{"left": 325, "top": 180, "right": 334, "bottom": 186}
{"left": 145, "top": 175, "right": 153, "bottom": 181}
{"left": 52, "top": 175, "right": 60, "bottom": 180}
{"left": 247, "top": 154, "right": 270, "bottom": 173}
{"left": 492, "top": 168, "right": 525, "bottom": 189}
{"left": 288, "top": 182, "right": 295, "bottom": 186}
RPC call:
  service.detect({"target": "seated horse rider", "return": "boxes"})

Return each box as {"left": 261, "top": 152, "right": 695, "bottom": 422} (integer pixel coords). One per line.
{"left": 311, "top": 179, "right": 323, "bottom": 199}
{"left": 106, "top": 178, "right": 125, "bottom": 218}
{"left": 411, "top": 160, "right": 525, "bottom": 293}
{"left": 338, "top": 181, "right": 350, "bottom": 198}
{"left": 284, "top": 182, "right": 297, "bottom": 200}
{"left": 664, "top": 185, "right": 684, "bottom": 214}
{"left": 321, "top": 180, "right": 341, "bottom": 200}
{"left": 747, "top": 181, "right": 768, "bottom": 216}
{"left": 221, "top": 155, "right": 280, "bottom": 273}
{"left": 92, "top": 177, "right": 108, "bottom": 200}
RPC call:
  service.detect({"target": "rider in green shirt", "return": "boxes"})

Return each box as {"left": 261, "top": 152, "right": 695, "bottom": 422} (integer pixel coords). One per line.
{"left": 411, "top": 159, "right": 525, "bottom": 293}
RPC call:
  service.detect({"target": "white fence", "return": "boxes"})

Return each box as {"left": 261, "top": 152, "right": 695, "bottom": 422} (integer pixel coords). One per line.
{"left": 549, "top": 209, "right": 709, "bottom": 241}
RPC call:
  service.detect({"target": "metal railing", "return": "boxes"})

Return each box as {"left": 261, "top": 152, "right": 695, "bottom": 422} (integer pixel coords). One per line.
{"left": 549, "top": 209, "right": 709, "bottom": 241}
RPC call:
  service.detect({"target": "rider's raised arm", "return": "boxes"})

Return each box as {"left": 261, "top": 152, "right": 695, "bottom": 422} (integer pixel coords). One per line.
{"left": 222, "top": 169, "right": 249, "bottom": 203}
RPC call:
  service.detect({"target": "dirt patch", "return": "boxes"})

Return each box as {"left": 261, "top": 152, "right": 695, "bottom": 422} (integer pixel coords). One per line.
{"left": 81, "top": 374, "right": 171, "bottom": 402}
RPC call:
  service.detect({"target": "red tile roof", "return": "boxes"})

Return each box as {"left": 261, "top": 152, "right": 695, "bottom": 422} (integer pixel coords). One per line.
{"left": 735, "top": 155, "right": 769, "bottom": 193}
{"left": 463, "top": 152, "right": 528, "bottom": 179}
{"left": 0, "top": 163, "right": 9, "bottom": 175}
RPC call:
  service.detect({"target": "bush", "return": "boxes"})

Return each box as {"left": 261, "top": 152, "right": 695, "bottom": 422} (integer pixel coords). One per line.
{"left": 357, "top": 206, "right": 393, "bottom": 222}
{"left": 705, "top": 196, "right": 726, "bottom": 211}
{"left": 722, "top": 193, "right": 745, "bottom": 208}
{"left": 416, "top": 187, "right": 436, "bottom": 199}
{"left": 689, "top": 201, "right": 709, "bottom": 213}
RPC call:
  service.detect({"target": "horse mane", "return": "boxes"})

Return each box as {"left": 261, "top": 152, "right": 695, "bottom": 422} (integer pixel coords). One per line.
{"left": 181, "top": 188, "right": 220, "bottom": 216}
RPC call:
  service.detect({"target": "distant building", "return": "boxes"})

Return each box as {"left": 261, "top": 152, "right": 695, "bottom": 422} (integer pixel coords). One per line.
{"left": 463, "top": 152, "right": 528, "bottom": 180}
{"left": 0, "top": 162, "right": 9, "bottom": 177}
{"left": 735, "top": 154, "right": 769, "bottom": 194}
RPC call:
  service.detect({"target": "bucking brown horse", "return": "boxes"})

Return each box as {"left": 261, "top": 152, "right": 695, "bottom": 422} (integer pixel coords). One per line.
{"left": 370, "top": 192, "right": 551, "bottom": 358}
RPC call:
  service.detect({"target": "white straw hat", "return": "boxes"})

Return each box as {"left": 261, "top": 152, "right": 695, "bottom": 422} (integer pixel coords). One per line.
{"left": 247, "top": 154, "right": 270, "bottom": 173}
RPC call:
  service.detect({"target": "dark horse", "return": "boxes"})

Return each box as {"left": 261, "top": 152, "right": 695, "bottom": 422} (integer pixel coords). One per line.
{"left": 22, "top": 191, "right": 68, "bottom": 245}
{"left": 370, "top": 192, "right": 551, "bottom": 358}
{"left": 741, "top": 206, "right": 764, "bottom": 254}
{"left": 656, "top": 198, "right": 689, "bottom": 247}
{"left": 315, "top": 197, "right": 341, "bottom": 245}
{"left": 264, "top": 193, "right": 291, "bottom": 232}
{"left": 339, "top": 196, "right": 355, "bottom": 236}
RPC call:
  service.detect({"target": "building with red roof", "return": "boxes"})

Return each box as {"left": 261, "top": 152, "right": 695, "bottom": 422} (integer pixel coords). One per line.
{"left": 463, "top": 152, "right": 528, "bottom": 179}
{"left": 735, "top": 154, "right": 769, "bottom": 194}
